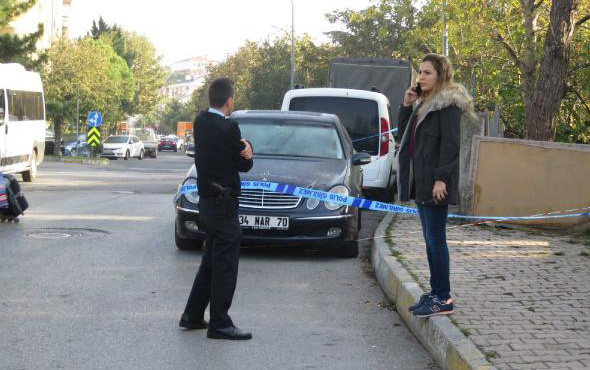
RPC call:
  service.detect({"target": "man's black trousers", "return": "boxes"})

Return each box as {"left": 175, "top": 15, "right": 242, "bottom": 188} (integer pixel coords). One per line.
{"left": 183, "top": 196, "right": 241, "bottom": 329}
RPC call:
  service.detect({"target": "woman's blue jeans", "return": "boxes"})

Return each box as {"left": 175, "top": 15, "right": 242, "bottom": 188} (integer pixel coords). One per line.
{"left": 417, "top": 204, "right": 451, "bottom": 301}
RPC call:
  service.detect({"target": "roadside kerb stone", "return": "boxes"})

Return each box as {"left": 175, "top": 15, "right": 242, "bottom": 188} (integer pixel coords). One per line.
{"left": 44, "top": 155, "right": 110, "bottom": 165}
{"left": 372, "top": 213, "right": 496, "bottom": 370}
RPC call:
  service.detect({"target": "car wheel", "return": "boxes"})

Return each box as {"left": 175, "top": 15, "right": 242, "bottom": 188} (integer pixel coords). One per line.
{"left": 174, "top": 147, "right": 178, "bottom": 152}
{"left": 22, "top": 151, "right": 37, "bottom": 182}
{"left": 124, "top": 150, "right": 130, "bottom": 160}
{"left": 151, "top": 150, "right": 157, "bottom": 158}
{"left": 336, "top": 241, "right": 359, "bottom": 258}
{"left": 175, "top": 225, "right": 203, "bottom": 250}
{"left": 138, "top": 150, "right": 144, "bottom": 160}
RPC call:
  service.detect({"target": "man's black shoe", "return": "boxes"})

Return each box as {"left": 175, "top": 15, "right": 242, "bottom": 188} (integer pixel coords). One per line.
{"left": 207, "top": 326, "right": 252, "bottom": 340}
{"left": 179, "top": 313, "right": 208, "bottom": 330}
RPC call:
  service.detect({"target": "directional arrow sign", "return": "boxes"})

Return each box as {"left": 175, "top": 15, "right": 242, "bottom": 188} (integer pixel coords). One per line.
{"left": 87, "top": 111, "right": 102, "bottom": 128}
{"left": 87, "top": 127, "right": 101, "bottom": 147}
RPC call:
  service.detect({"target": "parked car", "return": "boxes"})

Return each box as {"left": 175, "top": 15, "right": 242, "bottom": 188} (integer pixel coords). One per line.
{"left": 174, "top": 110, "right": 370, "bottom": 257}
{"left": 133, "top": 128, "right": 158, "bottom": 158}
{"left": 282, "top": 88, "right": 397, "bottom": 201}
{"left": 184, "top": 136, "right": 195, "bottom": 157}
{"left": 101, "top": 135, "right": 144, "bottom": 160}
{"left": 62, "top": 134, "right": 89, "bottom": 157}
{"left": 44, "top": 129, "right": 57, "bottom": 155}
{"left": 158, "top": 136, "right": 179, "bottom": 152}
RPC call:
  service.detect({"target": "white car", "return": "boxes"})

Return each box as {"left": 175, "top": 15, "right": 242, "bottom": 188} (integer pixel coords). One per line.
{"left": 282, "top": 88, "right": 397, "bottom": 201}
{"left": 101, "top": 135, "right": 145, "bottom": 160}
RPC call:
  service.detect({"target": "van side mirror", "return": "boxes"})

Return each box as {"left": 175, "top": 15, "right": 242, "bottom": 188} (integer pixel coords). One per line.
{"left": 352, "top": 152, "right": 371, "bottom": 166}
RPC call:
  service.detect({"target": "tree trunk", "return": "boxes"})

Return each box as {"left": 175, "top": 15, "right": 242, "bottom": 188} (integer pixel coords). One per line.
{"left": 53, "top": 119, "right": 62, "bottom": 156}
{"left": 524, "top": 0, "right": 579, "bottom": 141}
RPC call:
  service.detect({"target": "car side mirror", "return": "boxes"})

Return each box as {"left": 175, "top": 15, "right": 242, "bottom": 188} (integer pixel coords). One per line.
{"left": 352, "top": 152, "right": 371, "bottom": 166}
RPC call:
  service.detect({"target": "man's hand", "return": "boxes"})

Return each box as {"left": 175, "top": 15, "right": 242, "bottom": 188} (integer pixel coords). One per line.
{"left": 432, "top": 180, "right": 447, "bottom": 203}
{"left": 240, "top": 139, "right": 253, "bottom": 160}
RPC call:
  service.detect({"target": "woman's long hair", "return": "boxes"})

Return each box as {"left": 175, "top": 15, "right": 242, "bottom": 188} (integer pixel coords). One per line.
{"left": 420, "top": 53, "right": 454, "bottom": 101}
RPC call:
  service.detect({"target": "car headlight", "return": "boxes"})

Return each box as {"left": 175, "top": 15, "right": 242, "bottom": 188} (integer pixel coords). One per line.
{"left": 306, "top": 198, "right": 320, "bottom": 210}
{"left": 182, "top": 177, "right": 199, "bottom": 204}
{"left": 325, "top": 185, "right": 349, "bottom": 210}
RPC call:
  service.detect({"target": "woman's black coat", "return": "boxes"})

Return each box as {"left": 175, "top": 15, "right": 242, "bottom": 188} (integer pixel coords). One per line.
{"left": 396, "top": 85, "right": 471, "bottom": 206}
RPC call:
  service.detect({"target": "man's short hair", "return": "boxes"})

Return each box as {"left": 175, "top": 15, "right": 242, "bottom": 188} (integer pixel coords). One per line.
{"left": 208, "top": 78, "right": 234, "bottom": 108}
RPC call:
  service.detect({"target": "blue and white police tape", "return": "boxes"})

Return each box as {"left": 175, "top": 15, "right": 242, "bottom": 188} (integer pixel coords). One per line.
{"left": 178, "top": 181, "right": 590, "bottom": 221}
{"left": 352, "top": 128, "right": 398, "bottom": 143}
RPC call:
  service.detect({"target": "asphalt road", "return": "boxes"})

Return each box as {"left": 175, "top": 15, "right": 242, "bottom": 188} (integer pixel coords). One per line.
{"left": 0, "top": 152, "right": 438, "bottom": 370}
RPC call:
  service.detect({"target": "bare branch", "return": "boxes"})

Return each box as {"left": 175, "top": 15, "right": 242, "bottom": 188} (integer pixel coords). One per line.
{"left": 494, "top": 32, "right": 522, "bottom": 69}
{"left": 571, "top": 89, "right": 590, "bottom": 116}
{"left": 576, "top": 14, "right": 590, "bottom": 26}
{"left": 533, "top": 0, "right": 544, "bottom": 10}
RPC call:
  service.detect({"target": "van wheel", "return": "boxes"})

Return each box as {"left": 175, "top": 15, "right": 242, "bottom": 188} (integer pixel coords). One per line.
{"left": 22, "top": 151, "right": 37, "bottom": 182}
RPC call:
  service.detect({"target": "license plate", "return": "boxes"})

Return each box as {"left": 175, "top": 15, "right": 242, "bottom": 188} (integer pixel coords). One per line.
{"left": 239, "top": 215, "right": 289, "bottom": 230}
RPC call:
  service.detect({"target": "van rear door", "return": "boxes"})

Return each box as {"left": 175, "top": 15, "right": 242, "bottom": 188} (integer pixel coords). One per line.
{"left": 288, "top": 96, "right": 381, "bottom": 181}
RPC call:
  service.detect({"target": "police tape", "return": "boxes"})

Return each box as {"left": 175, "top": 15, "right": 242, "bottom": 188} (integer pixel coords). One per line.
{"left": 352, "top": 128, "right": 399, "bottom": 143}
{"left": 178, "top": 181, "right": 590, "bottom": 221}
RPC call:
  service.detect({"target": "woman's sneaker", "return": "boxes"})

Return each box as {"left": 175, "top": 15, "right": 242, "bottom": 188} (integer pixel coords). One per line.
{"left": 412, "top": 297, "right": 454, "bottom": 317}
{"left": 408, "top": 293, "right": 434, "bottom": 312}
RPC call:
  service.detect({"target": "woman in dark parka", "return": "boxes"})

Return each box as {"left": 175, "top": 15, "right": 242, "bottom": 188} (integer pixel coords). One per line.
{"left": 396, "top": 53, "right": 475, "bottom": 317}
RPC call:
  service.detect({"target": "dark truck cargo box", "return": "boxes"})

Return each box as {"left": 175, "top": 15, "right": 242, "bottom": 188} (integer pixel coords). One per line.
{"left": 328, "top": 57, "right": 412, "bottom": 129}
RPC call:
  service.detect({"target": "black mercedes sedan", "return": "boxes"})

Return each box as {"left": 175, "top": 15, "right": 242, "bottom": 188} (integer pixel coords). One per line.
{"left": 174, "top": 110, "right": 370, "bottom": 257}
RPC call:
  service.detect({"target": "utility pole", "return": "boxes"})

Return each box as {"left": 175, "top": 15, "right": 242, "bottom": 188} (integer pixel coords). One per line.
{"left": 290, "top": 0, "right": 295, "bottom": 89}
{"left": 76, "top": 84, "right": 80, "bottom": 155}
{"left": 442, "top": 0, "right": 448, "bottom": 56}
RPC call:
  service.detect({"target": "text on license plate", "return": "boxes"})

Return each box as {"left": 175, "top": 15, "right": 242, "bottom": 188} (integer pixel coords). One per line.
{"left": 239, "top": 215, "right": 289, "bottom": 230}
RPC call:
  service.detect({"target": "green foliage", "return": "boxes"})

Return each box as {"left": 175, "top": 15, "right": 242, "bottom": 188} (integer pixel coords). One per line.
{"left": 326, "top": 0, "right": 590, "bottom": 143}
{"left": 190, "top": 34, "right": 339, "bottom": 111}
{"left": 154, "top": 99, "right": 194, "bottom": 135}
{"left": 42, "top": 38, "right": 135, "bottom": 143}
{"left": 0, "top": 0, "right": 45, "bottom": 70}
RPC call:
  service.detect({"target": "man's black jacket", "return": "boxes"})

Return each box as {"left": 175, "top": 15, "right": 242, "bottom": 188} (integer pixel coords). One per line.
{"left": 194, "top": 110, "right": 253, "bottom": 198}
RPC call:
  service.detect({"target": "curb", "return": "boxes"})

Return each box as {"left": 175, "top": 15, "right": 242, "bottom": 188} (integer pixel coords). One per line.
{"left": 43, "top": 156, "right": 110, "bottom": 166}
{"left": 371, "top": 213, "right": 497, "bottom": 370}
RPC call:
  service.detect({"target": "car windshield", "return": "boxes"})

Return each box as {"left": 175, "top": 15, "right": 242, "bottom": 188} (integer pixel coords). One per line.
{"left": 289, "top": 97, "right": 379, "bottom": 155}
{"left": 104, "top": 136, "right": 129, "bottom": 144}
{"left": 238, "top": 119, "right": 344, "bottom": 159}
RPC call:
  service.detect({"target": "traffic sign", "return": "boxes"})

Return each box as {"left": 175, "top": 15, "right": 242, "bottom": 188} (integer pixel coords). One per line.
{"left": 87, "top": 111, "right": 103, "bottom": 128}
{"left": 87, "top": 127, "right": 101, "bottom": 147}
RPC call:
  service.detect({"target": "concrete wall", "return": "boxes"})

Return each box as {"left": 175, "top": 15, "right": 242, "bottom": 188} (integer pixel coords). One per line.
{"left": 468, "top": 136, "right": 590, "bottom": 228}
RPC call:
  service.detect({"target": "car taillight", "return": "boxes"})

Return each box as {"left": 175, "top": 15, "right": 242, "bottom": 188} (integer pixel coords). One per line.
{"left": 380, "top": 117, "right": 389, "bottom": 157}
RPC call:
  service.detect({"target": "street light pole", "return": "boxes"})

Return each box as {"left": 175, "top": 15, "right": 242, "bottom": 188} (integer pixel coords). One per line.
{"left": 290, "top": 0, "right": 295, "bottom": 89}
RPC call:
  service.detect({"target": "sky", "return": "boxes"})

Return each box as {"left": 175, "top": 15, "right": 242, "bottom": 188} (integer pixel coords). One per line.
{"left": 68, "top": 0, "right": 374, "bottom": 65}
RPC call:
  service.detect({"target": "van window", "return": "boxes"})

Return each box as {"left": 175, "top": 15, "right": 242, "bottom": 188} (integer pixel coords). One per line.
{"left": 7, "top": 90, "right": 44, "bottom": 121}
{"left": 289, "top": 96, "right": 379, "bottom": 155}
{"left": 0, "top": 89, "right": 5, "bottom": 123}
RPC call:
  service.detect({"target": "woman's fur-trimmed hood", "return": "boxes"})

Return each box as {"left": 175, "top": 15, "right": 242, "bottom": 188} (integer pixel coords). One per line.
{"left": 416, "top": 83, "right": 476, "bottom": 121}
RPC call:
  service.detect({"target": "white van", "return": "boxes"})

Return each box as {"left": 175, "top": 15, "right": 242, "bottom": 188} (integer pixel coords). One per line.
{"left": 0, "top": 63, "right": 46, "bottom": 182}
{"left": 281, "top": 88, "right": 396, "bottom": 200}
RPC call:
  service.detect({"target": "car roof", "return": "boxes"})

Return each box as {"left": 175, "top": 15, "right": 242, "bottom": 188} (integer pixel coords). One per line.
{"left": 231, "top": 110, "right": 340, "bottom": 124}
{"left": 284, "top": 87, "right": 390, "bottom": 105}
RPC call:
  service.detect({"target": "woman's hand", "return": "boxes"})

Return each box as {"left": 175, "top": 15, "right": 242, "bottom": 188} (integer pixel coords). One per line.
{"left": 432, "top": 180, "right": 447, "bottom": 203}
{"left": 403, "top": 85, "right": 419, "bottom": 107}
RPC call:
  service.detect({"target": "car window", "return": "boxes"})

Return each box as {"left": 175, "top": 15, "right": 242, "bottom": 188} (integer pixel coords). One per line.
{"left": 238, "top": 119, "right": 344, "bottom": 159}
{"left": 289, "top": 96, "right": 379, "bottom": 155}
{"left": 104, "top": 136, "right": 129, "bottom": 144}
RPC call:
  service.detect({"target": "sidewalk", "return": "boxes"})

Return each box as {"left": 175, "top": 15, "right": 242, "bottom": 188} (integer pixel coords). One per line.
{"left": 371, "top": 212, "right": 590, "bottom": 370}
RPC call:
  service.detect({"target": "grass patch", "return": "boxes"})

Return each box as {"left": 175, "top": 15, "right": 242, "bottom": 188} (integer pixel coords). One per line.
{"left": 553, "top": 251, "right": 565, "bottom": 256}
{"left": 460, "top": 328, "right": 471, "bottom": 337}
{"left": 484, "top": 350, "right": 498, "bottom": 363}
{"left": 580, "top": 250, "right": 590, "bottom": 257}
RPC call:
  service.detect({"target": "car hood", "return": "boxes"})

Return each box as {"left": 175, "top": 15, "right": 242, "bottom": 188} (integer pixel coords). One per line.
{"left": 102, "top": 143, "right": 128, "bottom": 149}
{"left": 185, "top": 156, "right": 349, "bottom": 191}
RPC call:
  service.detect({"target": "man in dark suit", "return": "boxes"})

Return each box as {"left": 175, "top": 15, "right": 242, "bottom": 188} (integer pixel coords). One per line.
{"left": 179, "top": 77, "right": 254, "bottom": 340}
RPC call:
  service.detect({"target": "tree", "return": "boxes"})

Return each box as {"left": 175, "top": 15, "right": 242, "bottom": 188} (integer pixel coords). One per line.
{"left": 0, "top": 0, "right": 45, "bottom": 69}
{"left": 42, "top": 38, "right": 135, "bottom": 153}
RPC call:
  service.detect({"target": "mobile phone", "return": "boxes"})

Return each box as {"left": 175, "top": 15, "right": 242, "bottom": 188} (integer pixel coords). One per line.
{"left": 415, "top": 83, "right": 422, "bottom": 96}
